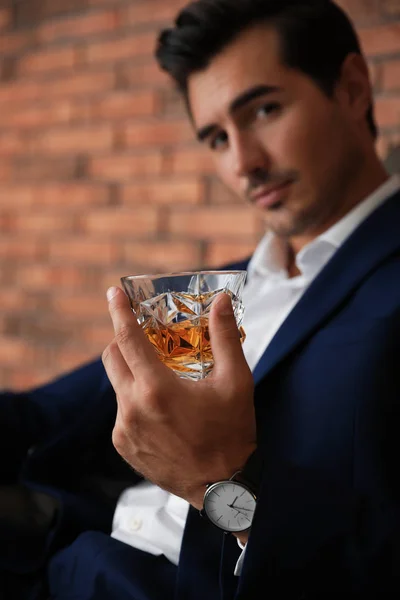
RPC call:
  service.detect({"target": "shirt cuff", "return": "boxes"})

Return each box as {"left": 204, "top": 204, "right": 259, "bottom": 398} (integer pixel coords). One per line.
{"left": 234, "top": 539, "right": 247, "bottom": 576}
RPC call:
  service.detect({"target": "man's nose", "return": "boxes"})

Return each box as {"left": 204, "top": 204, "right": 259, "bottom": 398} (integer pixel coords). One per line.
{"left": 231, "top": 131, "right": 270, "bottom": 178}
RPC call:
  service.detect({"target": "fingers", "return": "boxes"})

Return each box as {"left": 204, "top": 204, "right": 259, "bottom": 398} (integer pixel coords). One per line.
{"left": 106, "top": 286, "right": 161, "bottom": 379}
{"left": 209, "top": 293, "right": 248, "bottom": 379}
{"left": 102, "top": 339, "right": 133, "bottom": 399}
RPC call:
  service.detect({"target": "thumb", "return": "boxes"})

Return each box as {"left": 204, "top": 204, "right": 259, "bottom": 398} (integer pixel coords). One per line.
{"left": 209, "top": 292, "right": 246, "bottom": 377}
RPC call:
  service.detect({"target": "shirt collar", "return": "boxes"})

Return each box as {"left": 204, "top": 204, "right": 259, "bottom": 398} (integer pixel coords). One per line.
{"left": 249, "top": 174, "right": 400, "bottom": 281}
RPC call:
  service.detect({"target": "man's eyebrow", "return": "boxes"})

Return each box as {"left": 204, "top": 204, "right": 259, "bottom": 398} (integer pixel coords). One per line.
{"left": 229, "top": 84, "right": 282, "bottom": 114}
{"left": 196, "top": 84, "right": 282, "bottom": 143}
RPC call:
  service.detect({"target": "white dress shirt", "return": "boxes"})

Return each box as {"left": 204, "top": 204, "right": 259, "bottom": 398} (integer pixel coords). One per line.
{"left": 111, "top": 174, "right": 400, "bottom": 574}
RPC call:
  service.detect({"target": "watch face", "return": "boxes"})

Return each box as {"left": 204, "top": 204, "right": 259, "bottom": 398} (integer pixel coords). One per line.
{"left": 203, "top": 481, "right": 256, "bottom": 532}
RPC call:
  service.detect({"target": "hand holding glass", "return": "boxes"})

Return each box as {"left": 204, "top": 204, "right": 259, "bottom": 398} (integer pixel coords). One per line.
{"left": 121, "top": 271, "right": 247, "bottom": 381}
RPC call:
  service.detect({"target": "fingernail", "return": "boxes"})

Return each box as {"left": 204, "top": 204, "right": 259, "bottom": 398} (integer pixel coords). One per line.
{"left": 107, "top": 287, "right": 119, "bottom": 302}
{"left": 218, "top": 293, "right": 234, "bottom": 315}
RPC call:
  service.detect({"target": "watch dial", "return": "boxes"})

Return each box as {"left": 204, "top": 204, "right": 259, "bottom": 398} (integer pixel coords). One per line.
{"left": 204, "top": 481, "right": 256, "bottom": 532}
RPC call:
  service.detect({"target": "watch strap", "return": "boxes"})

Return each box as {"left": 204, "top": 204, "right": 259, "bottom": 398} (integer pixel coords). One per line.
{"left": 232, "top": 448, "right": 263, "bottom": 494}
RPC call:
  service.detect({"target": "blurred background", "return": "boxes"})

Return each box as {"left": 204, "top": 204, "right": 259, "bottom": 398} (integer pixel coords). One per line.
{"left": 0, "top": 0, "right": 399, "bottom": 390}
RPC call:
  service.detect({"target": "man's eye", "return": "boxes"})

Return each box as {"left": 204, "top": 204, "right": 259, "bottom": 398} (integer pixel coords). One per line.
{"left": 210, "top": 131, "right": 228, "bottom": 151}
{"left": 256, "top": 103, "right": 280, "bottom": 118}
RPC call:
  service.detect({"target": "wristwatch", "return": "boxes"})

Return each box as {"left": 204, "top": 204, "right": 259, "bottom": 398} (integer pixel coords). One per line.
{"left": 201, "top": 449, "right": 262, "bottom": 534}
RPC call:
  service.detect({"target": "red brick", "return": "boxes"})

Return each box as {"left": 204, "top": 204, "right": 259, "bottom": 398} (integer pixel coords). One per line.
{"left": 12, "top": 212, "right": 75, "bottom": 234}
{"left": 335, "top": 0, "right": 381, "bottom": 24}
{"left": 359, "top": 24, "right": 400, "bottom": 57}
{"left": 0, "top": 31, "right": 34, "bottom": 55}
{"left": 121, "top": 179, "right": 204, "bottom": 206}
{"left": 31, "top": 125, "right": 115, "bottom": 154}
{"left": 167, "top": 207, "right": 259, "bottom": 239}
{"left": 0, "top": 132, "right": 26, "bottom": 156}
{"left": 0, "top": 56, "right": 14, "bottom": 82}
{"left": 86, "top": 32, "right": 156, "bottom": 65}
{"left": 4, "top": 368, "right": 59, "bottom": 392}
{"left": 382, "top": 0, "right": 400, "bottom": 16}
{"left": 0, "top": 74, "right": 110, "bottom": 109}
{"left": 82, "top": 208, "right": 159, "bottom": 236}
{"left": 38, "top": 10, "right": 118, "bottom": 44}
{"left": 123, "top": 241, "right": 201, "bottom": 272}
{"left": 367, "top": 62, "right": 380, "bottom": 90}
{"left": 164, "top": 147, "right": 214, "bottom": 175}
{"left": 13, "top": 265, "right": 85, "bottom": 291}
{"left": 0, "top": 184, "right": 111, "bottom": 207}
{"left": 0, "top": 185, "right": 34, "bottom": 206}
{"left": 122, "top": 0, "right": 188, "bottom": 26}
{"left": 0, "top": 337, "right": 30, "bottom": 366}
{"left": 13, "top": 156, "right": 80, "bottom": 181}
{"left": 86, "top": 90, "right": 160, "bottom": 120}
{"left": 18, "top": 46, "right": 78, "bottom": 76}
{"left": 49, "top": 240, "right": 119, "bottom": 265}
{"left": 36, "top": 184, "right": 111, "bottom": 207}
{"left": 80, "top": 323, "right": 114, "bottom": 347}
{"left": 120, "top": 61, "right": 170, "bottom": 88}
{"left": 5, "top": 101, "right": 72, "bottom": 129}
{"left": 0, "top": 238, "right": 40, "bottom": 260}
{"left": 0, "top": 289, "right": 29, "bottom": 311}
{"left": 0, "top": 8, "right": 11, "bottom": 30}
{"left": 88, "top": 153, "right": 163, "bottom": 180}
{"left": 0, "top": 162, "right": 11, "bottom": 181}
{"left": 87, "top": 0, "right": 116, "bottom": 6}
{"left": 101, "top": 268, "right": 129, "bottom": 290}
{"left": 53, "top": 293, "right": 110, "bottom": 318}
{"left": 375, "top": 96, "right": 400, "bottom": 127}
{"left": 55, "top": 349, "right": 101, "bottom": 374}
{"left": 382, "top": 60, "right": 400, "bottom": 91}
{"left": 124, "top": 120, "right": 194, "bottom": 148}
{"left": 0, "top": 81, "right": 41, "bottom": 106}
{"left": 15, "top": 0, "right": 89, "bottom": 24}
{"left": 45, "top": 70, "right": 116, "bottom": 100}
{"left": 204, "top": 241, "right": 258, "bottom": 268}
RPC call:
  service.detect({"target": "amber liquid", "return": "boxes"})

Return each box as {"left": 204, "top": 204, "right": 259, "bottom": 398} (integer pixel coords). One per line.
{"left": 140, "top": 292, "right": 244, "bottom": 379}
{"left": 143, "top": 318, "right": 210, "bottom": 376}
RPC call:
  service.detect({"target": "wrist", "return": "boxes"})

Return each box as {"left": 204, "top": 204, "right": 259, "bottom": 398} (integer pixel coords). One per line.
{"left": 191, "top": 444, "right": 258, "bottom": 509}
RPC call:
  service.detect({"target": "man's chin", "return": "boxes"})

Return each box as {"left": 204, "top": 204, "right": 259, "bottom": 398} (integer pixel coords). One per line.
{"left": 262, "top": 216, "right": 307, "bottom": 239}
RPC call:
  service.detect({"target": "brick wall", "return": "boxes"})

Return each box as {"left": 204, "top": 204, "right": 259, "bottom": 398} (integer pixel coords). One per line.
{"left": 0, "top": 0, "right": 399, "bottom": 390}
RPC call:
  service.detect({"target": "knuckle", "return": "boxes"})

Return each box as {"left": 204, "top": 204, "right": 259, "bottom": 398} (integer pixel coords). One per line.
{"left": 140, "top": 382, "right": 164, "bottom": 411}
{"left": 115, "top": 324, "right": 134, "bottom": 347}
{"left": 101, "top": 344, "right": 112, "bottom": 365}
{"left": 102, "top": 339, "right": 119, "bottom": 365}
{"left": 112, "top": 425, "right": 125, "bottom": 453}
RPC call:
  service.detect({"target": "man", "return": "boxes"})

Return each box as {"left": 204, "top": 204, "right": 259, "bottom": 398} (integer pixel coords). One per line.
{"left": 1, "top": 0, "right": 400, "bottom": 598}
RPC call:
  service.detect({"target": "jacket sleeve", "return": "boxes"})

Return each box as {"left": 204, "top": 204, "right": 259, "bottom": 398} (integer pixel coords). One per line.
{"left": 0, "top": 358, "right": 109, "bottom": 482}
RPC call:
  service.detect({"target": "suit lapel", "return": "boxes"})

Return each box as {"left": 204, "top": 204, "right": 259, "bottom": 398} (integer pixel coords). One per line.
{"left": 252, "top": 190, "right": 400, "bottom": 386}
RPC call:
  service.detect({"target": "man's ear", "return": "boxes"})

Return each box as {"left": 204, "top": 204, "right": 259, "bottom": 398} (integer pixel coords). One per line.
{"left": 335, "top": 53, "right": 373, "bottom": 127}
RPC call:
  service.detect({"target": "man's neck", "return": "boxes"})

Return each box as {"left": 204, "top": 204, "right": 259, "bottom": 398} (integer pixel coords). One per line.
{"left": 289, "top": 164, "right": 389, "bottom": 259}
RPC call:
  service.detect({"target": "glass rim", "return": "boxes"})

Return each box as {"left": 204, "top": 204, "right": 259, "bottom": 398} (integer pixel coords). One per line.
{"left": 121, "top": 270, "right": 247, "bottom": 282}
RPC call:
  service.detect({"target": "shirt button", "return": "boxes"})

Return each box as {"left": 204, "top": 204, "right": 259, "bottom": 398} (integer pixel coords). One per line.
{"left": 129, "top": 517, "right": 143, "bottom": 532}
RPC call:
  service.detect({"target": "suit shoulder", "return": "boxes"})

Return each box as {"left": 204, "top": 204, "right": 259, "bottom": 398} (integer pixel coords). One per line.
{"left": 354, "top": 252, "right": 400, "bottom": 319}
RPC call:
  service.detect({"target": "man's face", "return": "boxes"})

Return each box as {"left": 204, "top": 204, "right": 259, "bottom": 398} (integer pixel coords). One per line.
{"left": 187, "top": 25, "right": 368, "bottom": 240}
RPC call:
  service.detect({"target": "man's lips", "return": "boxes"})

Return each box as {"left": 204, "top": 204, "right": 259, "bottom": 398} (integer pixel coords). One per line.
{"left": 251, "top": 180, "right": 294, "bottom": 209}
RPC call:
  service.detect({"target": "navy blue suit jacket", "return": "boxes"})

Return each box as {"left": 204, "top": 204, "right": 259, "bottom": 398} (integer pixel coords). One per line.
{"left": 1, "top": 190, "right": 400, "bottom": 599}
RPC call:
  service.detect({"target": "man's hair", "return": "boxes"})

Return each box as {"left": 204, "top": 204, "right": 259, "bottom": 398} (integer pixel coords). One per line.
{"left": 155, "top": 0, "right": 377, "bottom": 139}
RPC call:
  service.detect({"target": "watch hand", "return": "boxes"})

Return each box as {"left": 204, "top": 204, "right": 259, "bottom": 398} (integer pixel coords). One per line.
{"left": 227, "top": 495, "right": 239, "bottom": 508}
{"left": 233, "top": 506, "right": 252, "bottom": 511}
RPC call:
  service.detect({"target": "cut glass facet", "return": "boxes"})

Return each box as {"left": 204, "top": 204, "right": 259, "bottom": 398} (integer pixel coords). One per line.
{"left": 121, "top": 271, "right": 247, "bottom": 380}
